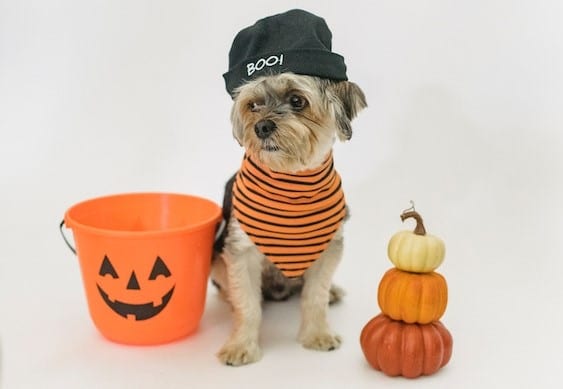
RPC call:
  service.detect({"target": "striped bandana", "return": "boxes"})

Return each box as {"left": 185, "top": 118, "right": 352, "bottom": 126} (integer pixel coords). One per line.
{"left": 232, "top": 153, "right": 346, "bottom": 278}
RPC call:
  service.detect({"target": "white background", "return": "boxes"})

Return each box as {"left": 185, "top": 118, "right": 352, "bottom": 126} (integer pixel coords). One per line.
{"left": 1, "top": 0, "right": 562, "bottom": 388}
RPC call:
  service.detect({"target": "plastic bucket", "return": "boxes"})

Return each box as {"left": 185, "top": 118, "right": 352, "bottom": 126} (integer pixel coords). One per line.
{"left": 61, "top": 193, "right": 222, "bottom": 345}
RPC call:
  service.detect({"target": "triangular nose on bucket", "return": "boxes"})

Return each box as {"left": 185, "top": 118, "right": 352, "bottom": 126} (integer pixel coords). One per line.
{"left": 126, "top": 272, "right": 141, "bottom": 290}
{"left": 62, "top": 192, "right": 222, "bottom": 345}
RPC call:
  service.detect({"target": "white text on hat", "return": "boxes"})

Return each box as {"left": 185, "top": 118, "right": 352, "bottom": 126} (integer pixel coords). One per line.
{"left": 246, "top": 54, "right": 284, "bottom": 76}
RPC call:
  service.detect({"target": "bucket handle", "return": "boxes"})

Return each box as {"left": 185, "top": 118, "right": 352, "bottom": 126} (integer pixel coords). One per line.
{"left": 59, "top": 220, "right": 77, "bottom": 255}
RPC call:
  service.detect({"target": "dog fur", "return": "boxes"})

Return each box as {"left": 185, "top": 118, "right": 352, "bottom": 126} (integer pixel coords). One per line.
{"left": 212, "top": 72, "right": 366, "bottom": 366}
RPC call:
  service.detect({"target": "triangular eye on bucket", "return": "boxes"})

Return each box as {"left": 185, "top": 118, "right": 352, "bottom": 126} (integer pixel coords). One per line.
{"left": 149, "top": 256, "right": 171, "bottom": 280}
{"left": 99, "top": 255, "right": 118, "bottom": 278}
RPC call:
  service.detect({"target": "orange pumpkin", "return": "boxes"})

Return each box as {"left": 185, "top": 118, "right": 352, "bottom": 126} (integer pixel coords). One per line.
{"left": 360, "top": 314, "right": 453, "bottom": 378}
{"left": 378, "top": 268, "right": 448, "bottom": 324}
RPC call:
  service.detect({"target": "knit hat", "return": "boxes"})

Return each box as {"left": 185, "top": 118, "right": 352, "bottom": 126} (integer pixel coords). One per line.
{"left": 223, "top": 9, "right": 348, "bottom": 96}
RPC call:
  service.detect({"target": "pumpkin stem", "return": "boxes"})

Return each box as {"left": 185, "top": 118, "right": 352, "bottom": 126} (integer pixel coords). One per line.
{"left": 401, "top": 211, "right": 426, "bottom": 236}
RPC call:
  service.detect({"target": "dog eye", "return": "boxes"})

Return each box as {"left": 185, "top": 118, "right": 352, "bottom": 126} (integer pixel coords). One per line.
{"left": 248, "top": 101, "right": 261, "bottom": 112}
{"left": 289, "top": 95, "right": 307, "bottom": 110}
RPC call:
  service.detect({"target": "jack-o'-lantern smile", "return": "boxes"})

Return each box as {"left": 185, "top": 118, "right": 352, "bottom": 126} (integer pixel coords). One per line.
{"left": 97, "top": 255, "right": 175, "bottom": 321}
{"left": 96, "top": 284, "right": 175, "bottom": 321}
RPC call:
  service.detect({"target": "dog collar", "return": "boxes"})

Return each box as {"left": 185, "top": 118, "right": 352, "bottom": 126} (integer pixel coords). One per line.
{"left": 232, "top": 153, "right": 346, "bottom": 278}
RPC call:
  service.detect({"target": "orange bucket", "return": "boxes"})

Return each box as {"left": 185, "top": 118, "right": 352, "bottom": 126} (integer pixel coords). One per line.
{"left": 61, "top": 193, "right": 221, "bottom": 345}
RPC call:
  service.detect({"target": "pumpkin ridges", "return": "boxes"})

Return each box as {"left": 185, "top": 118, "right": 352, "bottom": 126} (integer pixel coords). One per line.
{"left": 387, "top": 232, "right": 399, "bottom": 268}
{"left": 360, "top": 314, "right": 388, "bottom": 370}
{"left": 404, "top": 233, "right": 418, "bottom": 271}
{"left": 399, "top": 272, "right": 417, "bottom": 323}
{"left": 436, "top": 321, "right": 453, "bottom": 367}
{"left": 388, "top": 232, "right": 410, "bottom": 269}
{"left": 378, "top": 268, "right": 400, "bottom": 320}
{"left": 417, "top": 276, "right": 432, "bottom": 322}
{"left": 419, "top": 272, "right": 446, "bottom": 323}
{"left": 365, "top": 315, "right": 390, "bottom": 373}
{"left": 438, "top": 274, "right": 449, "bottom": 319}
{"left": 377, "top": 276, "right": 389, "bottom": 317}
{"left": 421, "top": 323, "right": 443, "bottom": 375}
{"left": 426, "top": 236, "right": 446, "bottom": 268}
{"left": 401, "top": 323, "right": 424, "bottom": 378}
{"left": 379, "top": 319, "right": 403, "bottom": 376}
{"left": 422, "top": 236, "right": 430, "bottom": 269}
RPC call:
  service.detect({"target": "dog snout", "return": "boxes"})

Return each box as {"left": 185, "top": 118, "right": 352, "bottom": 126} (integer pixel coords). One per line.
{"left": 254, "top": 120, "right": 277, "bottom": 139}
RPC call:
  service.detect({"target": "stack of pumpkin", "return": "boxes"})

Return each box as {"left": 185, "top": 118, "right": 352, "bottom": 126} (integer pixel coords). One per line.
{"left": 360, "top": 209, "right": 453, "bottom": 378}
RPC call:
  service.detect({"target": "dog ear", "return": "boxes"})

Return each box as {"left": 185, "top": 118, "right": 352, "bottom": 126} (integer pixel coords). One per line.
{"left": 329, "top": 81, "right": 367, "bottom": 141}
{"left": 230, "top": 100, "right": 244, "bottom": 146}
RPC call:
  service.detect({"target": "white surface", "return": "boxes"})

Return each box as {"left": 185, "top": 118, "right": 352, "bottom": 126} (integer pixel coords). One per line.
{"left": 1, "top": 0, "right": 562, "bottom": 388}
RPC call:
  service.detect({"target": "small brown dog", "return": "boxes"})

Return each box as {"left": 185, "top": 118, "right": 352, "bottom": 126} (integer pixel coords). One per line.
{"left": 212, "top": 9, "right": 366, "bottom": 366}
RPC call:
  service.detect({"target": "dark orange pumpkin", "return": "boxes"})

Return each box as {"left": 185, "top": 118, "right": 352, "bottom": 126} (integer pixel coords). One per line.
{"left": 378, "top": 268, "right": 448, "bottom": 324}
{"left": 360, "top": 314, "right": 453, "bottom": 378}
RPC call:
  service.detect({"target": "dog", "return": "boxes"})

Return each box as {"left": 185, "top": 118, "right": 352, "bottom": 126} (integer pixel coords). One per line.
{"left": 212, "top": 9, "right": 366, "bottom": 366}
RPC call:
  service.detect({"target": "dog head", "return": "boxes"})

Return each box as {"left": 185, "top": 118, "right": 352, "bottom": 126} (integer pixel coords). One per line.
{"left": 230, "top": 73, "right": 366, "bottom": 172}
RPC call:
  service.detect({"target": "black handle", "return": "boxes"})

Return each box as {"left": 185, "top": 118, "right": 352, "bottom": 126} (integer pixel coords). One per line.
{"left": 59, "top": 220, "right": 76, "bottom": 255}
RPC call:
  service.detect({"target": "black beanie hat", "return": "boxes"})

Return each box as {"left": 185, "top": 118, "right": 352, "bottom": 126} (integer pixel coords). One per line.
{"left": 223, "top": 9, "right": 348, "bottom": 96}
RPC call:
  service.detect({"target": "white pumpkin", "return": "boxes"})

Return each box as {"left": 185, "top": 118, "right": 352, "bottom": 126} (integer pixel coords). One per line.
{"left": 387, "top": 211, "right": 445, "bottom": 273}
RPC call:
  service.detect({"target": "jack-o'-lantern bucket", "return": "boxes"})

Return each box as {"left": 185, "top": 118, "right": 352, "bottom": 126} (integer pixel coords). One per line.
{"left": 60, "top": 193, "right": 222, "bottom": 345}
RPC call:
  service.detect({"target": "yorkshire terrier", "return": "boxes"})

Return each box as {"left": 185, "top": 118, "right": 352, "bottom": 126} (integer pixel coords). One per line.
{"left": 212, "top": 9, "right": 367, "bottom": 366}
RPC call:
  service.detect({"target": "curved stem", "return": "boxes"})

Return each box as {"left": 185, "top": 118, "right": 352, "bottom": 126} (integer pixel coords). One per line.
{"left": 400, "top": 211, "right": 426, "bottom": 235}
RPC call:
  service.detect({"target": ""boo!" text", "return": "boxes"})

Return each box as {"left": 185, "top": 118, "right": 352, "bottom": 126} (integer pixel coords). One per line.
{"left": 246, "top": 54, "right": 284, "bottom": 76}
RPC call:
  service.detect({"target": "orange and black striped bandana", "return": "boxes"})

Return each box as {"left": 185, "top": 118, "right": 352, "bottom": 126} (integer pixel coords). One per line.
{"left": 232, "top": 153, "right": 346, "bottom": 279}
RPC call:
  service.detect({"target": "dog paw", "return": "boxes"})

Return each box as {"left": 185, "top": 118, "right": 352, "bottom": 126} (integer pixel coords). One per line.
{"left": 300, "top": 332, "right": 342, "bottom": 351}
{"left": 217, "top": 340, "right": 262, "bottom": 366}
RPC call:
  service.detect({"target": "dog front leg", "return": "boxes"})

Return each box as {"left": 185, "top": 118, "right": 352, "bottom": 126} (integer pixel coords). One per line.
{"left": 298, "top": 232, "right": 343, "bottom": 351}
{"left": 217, "top": 245, "right": 263, "bottom": 366}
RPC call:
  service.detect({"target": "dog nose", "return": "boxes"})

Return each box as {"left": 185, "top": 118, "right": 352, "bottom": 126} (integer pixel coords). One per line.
{"left": 254, "top": 120, "right": 276, "bottom": 139}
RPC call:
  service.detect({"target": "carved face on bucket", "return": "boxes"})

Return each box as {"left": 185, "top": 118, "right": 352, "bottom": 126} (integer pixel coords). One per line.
{"left": 97, "top": 255, "right": 175, "bottom": 321}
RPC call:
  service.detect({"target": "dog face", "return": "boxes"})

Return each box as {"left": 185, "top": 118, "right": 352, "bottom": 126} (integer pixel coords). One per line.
{"left": 230, "top": 73, "right": 366, "bottom": 172}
